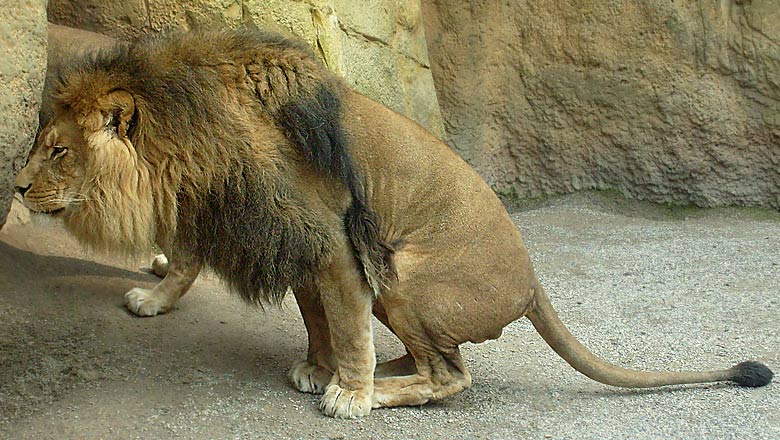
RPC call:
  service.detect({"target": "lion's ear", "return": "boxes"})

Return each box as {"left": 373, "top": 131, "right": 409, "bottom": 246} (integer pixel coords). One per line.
{"left": 80, "top": 90, "right": 136, "bottom": 139}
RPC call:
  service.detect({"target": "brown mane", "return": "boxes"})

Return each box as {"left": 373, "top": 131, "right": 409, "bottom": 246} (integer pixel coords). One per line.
{"left": 54, "top": 29, "right": 391, "bottom": 303}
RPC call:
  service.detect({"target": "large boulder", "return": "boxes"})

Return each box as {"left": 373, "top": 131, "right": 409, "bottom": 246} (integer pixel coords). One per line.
{"left": 0, "top": 1, "right": 47, "bottom": 229}
{"left": 422, "top": 1, "right": 780, "bottom": 208}
{"left": 46, "top": 0, "right": 444, "bottom": 136}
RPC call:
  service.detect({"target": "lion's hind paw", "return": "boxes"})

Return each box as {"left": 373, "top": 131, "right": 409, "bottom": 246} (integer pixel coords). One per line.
{"left": 151, "top": 254, "right": 169, "bottom": 277}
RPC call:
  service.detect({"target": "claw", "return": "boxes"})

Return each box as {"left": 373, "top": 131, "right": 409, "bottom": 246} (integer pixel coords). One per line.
{"left": 319, "top": 384, "right": 371, "bottom": 419}
{"left": 124, "top": 287, "right": 167, "bottom": 317}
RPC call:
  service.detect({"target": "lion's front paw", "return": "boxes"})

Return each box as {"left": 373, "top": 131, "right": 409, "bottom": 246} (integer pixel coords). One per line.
{"left": 289, "top": 361, "right": 332, "bottom": 394}
{"left": 125, "top": 287, "right": 170, "bottom": 317}
{"left": 319, "top": 383, "right": 372, "bottom": 419}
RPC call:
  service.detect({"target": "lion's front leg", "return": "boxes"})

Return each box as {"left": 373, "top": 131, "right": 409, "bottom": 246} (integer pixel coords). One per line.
{"left": 125, "top": 250, "right": 202, "bottom": 317}
{"left": 289, "top": 287, "right": 336, "bottom": 394}
{"left": 316, "top": 244, "right": 375, "bottom": 419}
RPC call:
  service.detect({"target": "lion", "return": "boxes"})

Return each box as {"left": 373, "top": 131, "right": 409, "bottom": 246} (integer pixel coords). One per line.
{"left": 14, "top": 28, "right": 772, "bottom": 418}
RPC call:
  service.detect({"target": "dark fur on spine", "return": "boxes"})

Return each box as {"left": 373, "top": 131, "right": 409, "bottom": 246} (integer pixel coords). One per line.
{"left": 55, "top": 28, "right": 393, "bottom": 303}
{"left": 227, "top": 28, "right": 395, "bottom": 294}
{"left": 227, "top": 28, "right": 395, "bottom": 292}
{"left": 274, "top": 87, "right": 396, "bottom": 293}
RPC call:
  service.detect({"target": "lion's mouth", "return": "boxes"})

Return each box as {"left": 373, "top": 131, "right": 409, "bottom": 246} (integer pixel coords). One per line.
{"left": 25, "top": 204, "right": 66, "bottom": 217}
{"left": 17, "top": 194, "right": 68, "bottom": 216}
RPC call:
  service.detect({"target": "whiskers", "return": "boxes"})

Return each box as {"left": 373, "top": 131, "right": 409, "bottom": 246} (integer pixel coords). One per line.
{"left": 24, "top": 190, "right": 92, "bottom": 215}
{"left": 43, "top": 192, "right": 93, "bottom": 206}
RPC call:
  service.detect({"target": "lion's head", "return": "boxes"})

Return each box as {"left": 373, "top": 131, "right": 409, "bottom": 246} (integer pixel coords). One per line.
{"left": 15, "top": 87, "right": 156, "bottom": 254}
{"left": 15, "top": 112, "right": 88, "bottom": 216}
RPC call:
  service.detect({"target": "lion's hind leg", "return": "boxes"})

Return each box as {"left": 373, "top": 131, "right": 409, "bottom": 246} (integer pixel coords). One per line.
{"left": 369, "top": 298, "right": 472, "bottom": 408}
{"left": 371, "top": 302, "right": 418, "bottom": 378}
{"left": 372, "top": 347, "right": 472, "bottom": 408}
{"left": 375, "top": 353, "right": 417, "bottom": 378}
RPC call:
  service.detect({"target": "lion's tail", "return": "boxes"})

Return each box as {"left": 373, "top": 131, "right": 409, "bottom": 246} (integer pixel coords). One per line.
{"left": 525, "top": 286, "right": 773, "bottom": 388}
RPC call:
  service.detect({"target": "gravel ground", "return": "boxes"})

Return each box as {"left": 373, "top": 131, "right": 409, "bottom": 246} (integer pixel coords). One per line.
{"left": 0, "top": 192, "right": 777, "bottom": 439}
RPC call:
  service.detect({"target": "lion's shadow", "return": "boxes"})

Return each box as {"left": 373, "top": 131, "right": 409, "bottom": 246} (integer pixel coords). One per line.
{"left": 0, "top": 238, "right": 303, "bottom": 382}
{"left": 0, "top": 240, "right": 155, "bottom": 284}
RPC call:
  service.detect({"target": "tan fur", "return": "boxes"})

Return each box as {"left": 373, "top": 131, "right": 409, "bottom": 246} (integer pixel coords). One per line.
{"left": 15, "top": 29, "right": 771, "bottom": 419}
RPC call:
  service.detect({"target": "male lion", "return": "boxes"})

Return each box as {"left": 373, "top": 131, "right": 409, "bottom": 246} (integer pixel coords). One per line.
{"left": 14, "top": 29, "right": 772, "bottom": 418}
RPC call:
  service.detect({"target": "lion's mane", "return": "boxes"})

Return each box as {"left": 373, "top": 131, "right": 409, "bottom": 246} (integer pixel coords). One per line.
{"left": 55, "top": 29, "right": 393, "bottom": 303}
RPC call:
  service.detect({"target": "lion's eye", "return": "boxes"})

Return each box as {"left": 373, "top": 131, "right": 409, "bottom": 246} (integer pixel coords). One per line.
{"left": 50, "top": 145, "right": 67, "bottom": 159}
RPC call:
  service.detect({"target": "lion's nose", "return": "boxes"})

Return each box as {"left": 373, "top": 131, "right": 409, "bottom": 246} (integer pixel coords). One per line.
{"left": 14, "top": 184, "right": 31, "bottom": 196}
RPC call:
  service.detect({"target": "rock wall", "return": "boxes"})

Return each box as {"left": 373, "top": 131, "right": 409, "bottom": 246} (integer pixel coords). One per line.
{"left": 0, "top": 1, "right": 47, "bottom": 229}
{"left": 421, "top": 1, "right": 780, "bottom": 208}
{"left": 47, "top": 0, "right": 444, "bottom": 137}
{"left": 4, "top": 0, "right": 779, "bottom": 230}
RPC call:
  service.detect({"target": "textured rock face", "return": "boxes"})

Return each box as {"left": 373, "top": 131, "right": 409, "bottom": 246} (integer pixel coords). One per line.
{"left": 0, "top": 1, "right": 47, "bottom": 229}
{"left": 47, "top": 0, "right": 444, "bottom": 136}
{"left": 24, "top": 1, "right": 780, "bottom": 214}
{"left": 422, "top": 1, "right": 780, "bottom": 208}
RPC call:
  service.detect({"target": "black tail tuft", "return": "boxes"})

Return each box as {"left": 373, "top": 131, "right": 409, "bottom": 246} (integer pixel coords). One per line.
{"left": 731, "top": 361, "right": 773, "bottom": 387}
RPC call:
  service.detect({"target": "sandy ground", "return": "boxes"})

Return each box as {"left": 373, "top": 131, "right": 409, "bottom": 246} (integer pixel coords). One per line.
{"left": 0, "top": 192, "right": 777, "bottom": 439}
